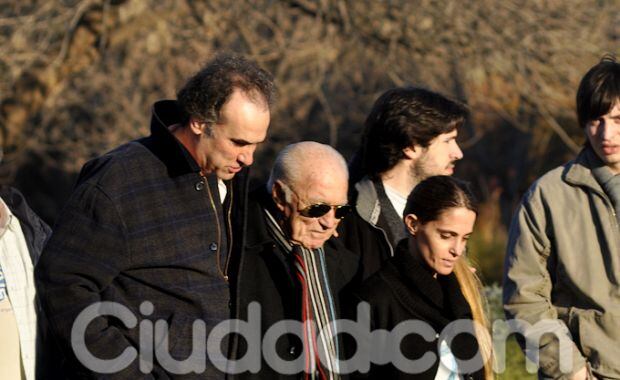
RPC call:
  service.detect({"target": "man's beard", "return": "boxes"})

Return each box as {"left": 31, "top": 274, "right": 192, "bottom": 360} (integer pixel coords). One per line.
{"left": 410, "top": 153, "right": 453, "bottom": 184}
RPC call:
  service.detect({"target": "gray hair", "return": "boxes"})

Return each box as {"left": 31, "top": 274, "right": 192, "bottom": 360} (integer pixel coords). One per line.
{"left": 267, "top": 141, "right": 348, "bottom": 201}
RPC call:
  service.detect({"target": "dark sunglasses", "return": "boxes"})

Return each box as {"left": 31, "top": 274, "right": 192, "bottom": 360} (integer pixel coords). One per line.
{"left": 298, "top": 203, "right": 353, "bottom": 219}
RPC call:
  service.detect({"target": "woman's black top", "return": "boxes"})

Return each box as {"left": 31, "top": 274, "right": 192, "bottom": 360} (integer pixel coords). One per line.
{"left": 348, "top": 239, "right": 486, "bottom": 380}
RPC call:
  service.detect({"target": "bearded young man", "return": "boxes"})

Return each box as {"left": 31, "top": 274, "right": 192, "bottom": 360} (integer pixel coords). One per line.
{"left": 339, "top": 87, "right": 468, "bottom": 280}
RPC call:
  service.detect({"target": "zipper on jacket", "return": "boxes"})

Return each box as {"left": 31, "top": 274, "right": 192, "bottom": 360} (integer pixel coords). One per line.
{"left": 368, "top": 221, "right": 394, "bottom": 257}
{"left": 201, "top": 174, "right": 229, "bottom": 281}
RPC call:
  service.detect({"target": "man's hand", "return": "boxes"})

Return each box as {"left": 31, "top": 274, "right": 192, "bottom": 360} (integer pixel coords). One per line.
{"left": 571, "top": 366, "right": 587, "bottom": 380}
{"left": 571, "top": 365, "right": 598, "bottom": 380}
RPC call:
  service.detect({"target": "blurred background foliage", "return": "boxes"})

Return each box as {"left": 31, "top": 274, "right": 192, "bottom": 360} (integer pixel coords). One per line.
{"left": 2, "top": 1, "right": 618, "bottom": 376}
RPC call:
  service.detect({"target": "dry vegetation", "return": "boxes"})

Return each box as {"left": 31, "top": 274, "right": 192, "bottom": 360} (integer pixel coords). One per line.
{"left": 3, "top": 3, "right": 615, "bottom": 375}
{"left": 0, "top": 1, "right": 618, "bottom": 270}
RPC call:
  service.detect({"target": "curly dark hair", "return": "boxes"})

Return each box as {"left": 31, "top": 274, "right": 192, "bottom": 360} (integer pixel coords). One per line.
{"left": 358, "top": 87, "right": 468, "bottom": 180}
{"left": 176, "top": 53, "right": 276, "bottom": 126}
{"left": 576, "top": 54, "right": 619, "bottom": 129}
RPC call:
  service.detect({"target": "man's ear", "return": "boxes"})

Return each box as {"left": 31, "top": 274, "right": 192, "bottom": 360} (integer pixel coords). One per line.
{"left": 404, "top": 213, "right": 420, "bottom": 235}
{"left": 188, "top": 117, "right": 207, "bottom": 136}
{"left": 403, "top": 144, "right": 422, "bottom": 160}
{"left": 271, "top": 181, "right": 288, "bottom": 212}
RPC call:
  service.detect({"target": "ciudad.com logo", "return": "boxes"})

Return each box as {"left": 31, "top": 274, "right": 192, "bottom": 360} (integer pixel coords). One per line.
{"left": 71, "top": 301, "right": 575, "bottom": 375}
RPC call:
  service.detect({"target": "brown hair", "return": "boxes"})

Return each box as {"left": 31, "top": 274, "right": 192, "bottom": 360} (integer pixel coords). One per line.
{"left": 177, "top": 53, "right": 276, "bottom": 126}
{"left": 576, "top": 54, "right": 620, "bottom": 130}
{"left": 359, "top": 87, "right": 468, "bottom": 180}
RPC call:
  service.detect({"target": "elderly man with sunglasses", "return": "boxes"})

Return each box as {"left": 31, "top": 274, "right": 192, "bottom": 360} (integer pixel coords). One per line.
{"left": 229, "top": 141, "right": 359, "bottom": 380}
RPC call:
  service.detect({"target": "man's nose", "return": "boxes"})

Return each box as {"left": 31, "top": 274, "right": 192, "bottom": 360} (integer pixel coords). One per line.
{"left": 318, "top": 210, "right": 338, "bottom": 229}
{"left": 452, "top": 142, "right": 464, "bottom": 161}
{"left": 238, "top": 146, "right": 256, "bottom": 166}
{"left": 601, "top": 119, "right": 618, "bottom": 141}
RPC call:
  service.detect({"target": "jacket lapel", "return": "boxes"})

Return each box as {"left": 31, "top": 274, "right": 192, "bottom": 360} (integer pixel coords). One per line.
{"left": 139, "top": 100, "right": 201, "bottom": 178}
{"left": 245, "top": 186, "right": 296, "bottom": 286}
{"left": 323, "top": 237, "right": 360, "bottom": 294}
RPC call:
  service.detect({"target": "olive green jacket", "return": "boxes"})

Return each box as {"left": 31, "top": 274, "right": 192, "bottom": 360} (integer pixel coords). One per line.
{"left": 503, "top": 149, "right": 620, "bottom": 379}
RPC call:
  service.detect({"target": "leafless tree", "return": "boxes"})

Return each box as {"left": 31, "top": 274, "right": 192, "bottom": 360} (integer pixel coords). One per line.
{"left": 0, "top": 0, "right": 617, "bottom": 226}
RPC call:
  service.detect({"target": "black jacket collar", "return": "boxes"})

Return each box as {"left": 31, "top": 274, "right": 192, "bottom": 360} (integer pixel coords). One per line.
{"left": 390, "top": 239, "right": 472, "bottom": 321}
{"left": 139, "top": 99, "right": 251, "bottom": 193}
{"left": 138, "top": 99, "right": 201, "bottom": 177}
{"left": 245, "top": 185, "right": 278, "bottom": 249}
{"left": 244, "top": 184, "right": 360, "bottom": 282}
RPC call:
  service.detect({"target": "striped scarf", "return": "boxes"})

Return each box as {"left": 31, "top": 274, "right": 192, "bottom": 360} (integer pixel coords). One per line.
{"left": 264, "top": 209, "right": 341, "bottom": 380}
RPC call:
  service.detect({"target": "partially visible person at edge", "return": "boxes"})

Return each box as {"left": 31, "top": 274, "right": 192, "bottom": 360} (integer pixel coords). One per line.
{"left": 503, "top": 56, "right": 620, "bottom": 380}
{"left": 230, "top": 142, "right": 359, "bottom": 379}
{"left": 339, "top": 87, "right": 468, "bottom": 281}
{"left": 350, "top": 176, "right": 493, "bottom": 380}
{"left": 0, "top": 185, "right": 58, "bottom": 380}
{"left": 35, "top": 53, "right": 275, "bottom": 378}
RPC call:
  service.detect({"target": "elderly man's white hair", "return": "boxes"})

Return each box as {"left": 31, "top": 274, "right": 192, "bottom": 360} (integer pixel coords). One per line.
{"left": 267, "top": 141, "right": 348, "bottom": 201}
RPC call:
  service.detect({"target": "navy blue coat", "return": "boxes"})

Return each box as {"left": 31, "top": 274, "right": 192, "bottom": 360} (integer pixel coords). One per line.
{"left": 36, "top": 100, "right": 248, "bottom": 379}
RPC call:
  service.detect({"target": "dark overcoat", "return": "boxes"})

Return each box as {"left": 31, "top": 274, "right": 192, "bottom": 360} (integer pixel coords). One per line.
{"left": 229, "top": 186, "right": 360, "bottom": 379}
{"left": 350, "top": 240, "right": 485, "bottom": 380}
{"left": 35, "top": 100, "right": 248, "bottom": 379}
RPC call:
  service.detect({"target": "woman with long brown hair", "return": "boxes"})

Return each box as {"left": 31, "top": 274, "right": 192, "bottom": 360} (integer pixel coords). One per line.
{"left": 351, "top": 175, "right": 493, "bottom": 379}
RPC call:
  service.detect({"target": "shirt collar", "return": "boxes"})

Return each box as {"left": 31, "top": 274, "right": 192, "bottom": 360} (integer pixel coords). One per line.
{"left": 0, "top": 197, "right": 14, "bottom": 236}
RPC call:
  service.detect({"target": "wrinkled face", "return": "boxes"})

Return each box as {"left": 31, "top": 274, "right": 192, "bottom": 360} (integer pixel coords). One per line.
{"left": 195, "top": 89, "right": 270, "bottom": 180}
{"left": 275, "top": 172, "right": 348, "bottom": 249}
{"left": 405, "top": 207, "right": 476, "bottom": 277}
{"left": 586, "top": 102, "right": 620, "bottom": 174}
{"left": 412, "top": 129, "right": 463, "bottom": 180}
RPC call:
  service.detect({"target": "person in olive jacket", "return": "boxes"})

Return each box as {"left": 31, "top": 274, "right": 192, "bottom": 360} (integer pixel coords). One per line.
{"left": 503, "top": 55, "right": 620, "bottom": 379}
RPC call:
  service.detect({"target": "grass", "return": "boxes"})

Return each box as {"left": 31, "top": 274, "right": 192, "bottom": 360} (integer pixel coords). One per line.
{"left": 496, "top": 338, "right": 536, "bottom": 379}
{"left": 486, "top": 284, "right": 537, "bottom": 379}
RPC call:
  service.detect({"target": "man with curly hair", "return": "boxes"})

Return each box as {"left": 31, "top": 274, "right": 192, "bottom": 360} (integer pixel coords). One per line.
{"left": 36, "top": 53, "right": 275, "bottom": 378}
